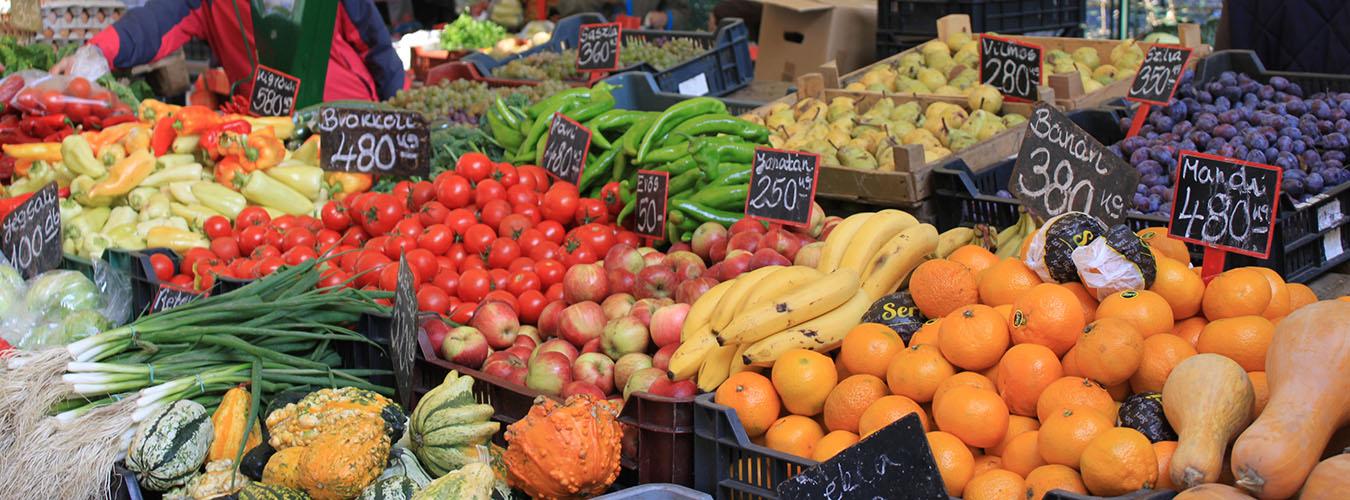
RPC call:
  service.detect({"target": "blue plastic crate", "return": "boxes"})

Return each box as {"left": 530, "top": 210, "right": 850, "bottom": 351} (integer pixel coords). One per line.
{"left": 877, "top": 0, "right": 1087, "bottom": 58}
{"left": 602, "top": 72, "right": 763, "bottom": 115}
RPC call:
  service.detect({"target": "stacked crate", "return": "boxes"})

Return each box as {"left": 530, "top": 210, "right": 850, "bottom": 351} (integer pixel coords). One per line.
{"left": 38, "top": 0, "right": 123, "bottom": 44}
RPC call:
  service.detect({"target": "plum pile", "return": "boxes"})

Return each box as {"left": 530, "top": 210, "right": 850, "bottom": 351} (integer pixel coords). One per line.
{"left": 1112, "top": 69, "right": 1350, "bottom": 215}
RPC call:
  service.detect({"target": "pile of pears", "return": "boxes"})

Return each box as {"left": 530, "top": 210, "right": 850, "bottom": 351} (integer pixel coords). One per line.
{"left": 845, "top": 30, "right": 1147, "bottom": 96}
{"left": 745, "top": 90, "right": 1026, "bottom": 171}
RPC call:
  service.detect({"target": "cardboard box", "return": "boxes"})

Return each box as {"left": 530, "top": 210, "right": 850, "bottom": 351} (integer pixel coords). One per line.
{"left": 752, "top": 0, "right": 876, "bottom": 83}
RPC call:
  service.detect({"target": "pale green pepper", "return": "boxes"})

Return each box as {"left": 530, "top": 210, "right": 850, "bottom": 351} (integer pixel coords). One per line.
{"left": 140, "top": 163, "right": 203, "bottom": 187}
{"left": 10, "top": 161, "right": 58, "bottom": 195}
{"left": 50, "top": 161, "right": 75, "bottom": 188}
{"left": 101, "top": 143, "right": 126, "bottom": 167}
{"left": 157, "top": 153, "right": 196, "bottom": 168}
{"left": 266, "top": 161, "right": 323, "bottom": 200}
{"left": 166, "top": 182, "right": 199, "bottom": 205}
{"left": 103, "top": 224, "right": 145, "bottom": 251}
{"left": 169, "top": 203, "right": 220, "bottom": 230}
{"left": 103, "top": 206, "right": 138, "bottom": 232}
{"left": 191, "top": 181, "right": 247, "bottom": 219}
{"left": 71, "top": 175, "right": 114, "bottom": 207}
{"left": 61, "top": 134, "right": 107, "bottom": 178}
{"left": 171, "top": 135, "right": 200, "bottom": 154}
{"left": 239, "top": 171, "right": 313, "bottom": 215}
{"left": 62, "top": 237, "right": 76, "bottom": 254}
{"left": 146, "top": 226, "right": 208, "bottom": 253}
{"left": 139, "top": 193, "right": 171, "bottom": 222}
{"left": 59, "top": 199, "right": 84, "bottom": 221}
{"left": 127, "top": 186, "right": 159, "bottom": 210}
{"left": 65, "top": 207, "right": 111, "bottom": 241}
{"left": 81, "top": 233, "right": 113, "bottom": 259}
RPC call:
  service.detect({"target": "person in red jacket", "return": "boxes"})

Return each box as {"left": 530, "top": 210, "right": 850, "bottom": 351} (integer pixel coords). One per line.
{"left": 54, "top": 0, "right": 403, "bottom": 102}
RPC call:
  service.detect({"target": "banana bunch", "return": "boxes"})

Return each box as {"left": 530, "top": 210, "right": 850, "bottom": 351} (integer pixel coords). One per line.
{"left": 993, "top": 210, "right": 1038, "bottom": 258}
{"left": 936, "top": 227, "right": 976, "bottom": 258}
{"left": 668, "top": 210, "right": 940, "bottom": 391}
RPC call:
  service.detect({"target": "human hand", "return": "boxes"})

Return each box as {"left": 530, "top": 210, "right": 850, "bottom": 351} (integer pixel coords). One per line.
{"left": 644, "top": 10, "right": 668, "bottom": 29}
{"left": 50, "top": 55, "right": 76, "bottom": 75}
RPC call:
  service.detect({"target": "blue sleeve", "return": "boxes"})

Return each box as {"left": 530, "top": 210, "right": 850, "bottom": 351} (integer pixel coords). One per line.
{"left": 106, "top": 0, "right": 204, "bottom": 69}
{"left": 341, "top": 0, "right": 404, "bottom": 100}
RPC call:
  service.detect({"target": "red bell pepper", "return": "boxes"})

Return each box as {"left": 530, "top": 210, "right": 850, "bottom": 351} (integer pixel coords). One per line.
{"left": 202, "top": 120, "right": 252, "bottom": 158}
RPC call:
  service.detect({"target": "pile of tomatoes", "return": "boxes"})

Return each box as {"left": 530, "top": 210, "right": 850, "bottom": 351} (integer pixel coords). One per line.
{"left": 4, "top": 75, "right": 137, "bottom": 134}
{"left": 154, "top": 153, "right": 639, "bottom": 324}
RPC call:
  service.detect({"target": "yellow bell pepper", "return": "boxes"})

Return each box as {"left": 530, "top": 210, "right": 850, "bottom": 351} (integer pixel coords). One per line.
{"left": 88, "top": 150, "right": 156, "bottom": 199}
{"left": 146, "top": 226, "right": 208, "bottom": 253}
{"left": 246, "top": 116, "right": 296, "bottom": 140}
{"left": 121, "top": 125, "right": 152, "bottom": 153}
{"left": 191, "top": 181, "right": 247, "bottom": 219}
{"left": 3, "top": 143, "right": 63, "bottom": 162}
{"left": 325, "top": 172, "right": 373, "bottom": 201}
{"left": 266, "top": 161, "right": 323, "bottom": 200}
{"left": 138, "top": 99, "right": 181, "bottom": 123}
{"left": 292, "top": 135, "right": 319, "bottom": 164}
{"left": 240, "top": 170, "right": 313, "bottom": 215}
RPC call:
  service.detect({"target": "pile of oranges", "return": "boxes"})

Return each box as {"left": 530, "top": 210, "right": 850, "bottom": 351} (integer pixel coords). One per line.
{"left": 712, "top": 227, "right": 1322, "bottom": 499}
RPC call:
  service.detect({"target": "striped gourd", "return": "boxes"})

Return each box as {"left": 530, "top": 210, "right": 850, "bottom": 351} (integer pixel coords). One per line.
{"left": 126, "top": 400, "right": 214, "bottom": 491}
{"left": 357, "top": 475, "right": 419, "bottom": 500}
{"left": 233, "top": 482, "right": 311, "bottom": 500}
{"left": 378, "top": 447, "right": 433, "bottom": 488}
{"left": 408, "top": 371, "right": 500, "bottom": 477}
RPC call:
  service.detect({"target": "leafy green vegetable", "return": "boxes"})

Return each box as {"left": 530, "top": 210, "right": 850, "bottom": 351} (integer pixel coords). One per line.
{"left": 24, "top": 270, "right": 102, "bottom": 320}
{"left": 439, "top": 12, "right": 509, "bottom": 51}
{"left": 98, "top": 75, "right": 142, "bottom": 108}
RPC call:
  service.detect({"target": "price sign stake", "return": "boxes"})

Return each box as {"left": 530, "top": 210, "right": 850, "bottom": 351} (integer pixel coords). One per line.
{"left": 318, "top": 107, "right": 430, "bottom": 178}
{"left": 390, "top": 255, "right": 418, "bottom": 409}
{"left": 776, "top": 414, "right": 946, "bottom": 499}
{"left": 149, "top": 284, "right": 206, "bottom": 314}
{"left": 634, "top": 169, "right": 669, "bottom": 242}
{"left": 1009, "top": 103, "right": 1138, "bottom": 225}
{"left": 0, "top": 182, "right": 61, "bottom": 279}
{"left": 1125, "top": 45, "right": 1193, "bottom": 138}
{"left": 1168, "top": 151, "right": 1283, "bottom": 280}
{"left": 541, "top": 113, "right": 591, "bottom": 185}
{"left": 979, "top": 34, "right": 1044, "bottom": 102}
{"left": 577, "top": 22, "right": 622, "bottom": 84}
{"left": 745, "top": 146, "right": 820, "bottom": 227}
{"left": 248, "top": 65, "right": 301, "bottom": 117}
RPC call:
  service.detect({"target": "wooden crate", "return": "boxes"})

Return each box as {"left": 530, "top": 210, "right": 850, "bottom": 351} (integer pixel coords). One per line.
{"left": 746, "top": 74, "right": 1032, "bottom": 206}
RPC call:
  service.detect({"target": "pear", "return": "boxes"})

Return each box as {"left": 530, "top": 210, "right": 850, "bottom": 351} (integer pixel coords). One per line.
{"left": 793, "top": 98, "right": 827, "bottom": 122}
{"left": 954, "top": 46, "right": 980, "bottom": 69}
{"left": 923, "top": 101, "right": 953, "bottom": 124}
{"left": 845, "top": 82, "right": 867, "bottom": 92}
{"left": 938, "top": 107, "right": 969, "bottom": 133}
{"left": 925, "top": 50, "right": 954, "bottom": 71}
{"left": 1053, "top": 62, "right": 1076, "bottom": 75}
{"left": 897, "top": 61, "right": 922, "bottom": 79}
{"left": 915, "top": 67, "right": 948, "bottom": 91}
{"left": 859, "top": 68, "right": 889, "bottom": 87}
{"left": 766, "top": 108, "right": 795, "bottom": 130}
{"left": 836, "top": 144, "right": 878, "bottom": 170}
{"left": 768, "top": 135, "right": 787, "bottom": 148}
{"left": 964, "top": 110, "right": 1007, "bottom": 140}
{"left": 946, "top": 31, "right": 974, "bottom": 53}
{"left": 1092, "top": 64, "right": 1119, "bottom": 84}
{"left": 950, "top": 71, "right": 978, "bottom": 89}
{"left": 827, "top": 97, "right": 856, "bottom": 122}
{"left": 885, "top": 120, "right": 916, "bottom": 138}
{"left": 1083, "top": 79, "right": 1105, "bottom": 93}
{"left": 898, "top": 53, "right": 925, "bottom": 67}
{"left": 742, "top": 114, "right": 765, "bottom": 126}
{"left": 946, "top": 128, "right": 978, "bottom": 150}
{"left": 854, "top": 130, "right": 886, "bottom": 154}
{"left": 1048, "top": 49, "right": 1072, "bottom": 65}
{"left": 902, "top": 128, "right": 942, "bottom": 148}
{"left": 1003, "top": 114, "right": 1027, "bottom": 127}
{"left": 920, "top": 41, "right": 950, "bottom": 56}
{"left": 1110, "top": 40, "right": 1144, "bottom": 69}
{"left": 877, "top": 143, "right": 897, "bottom": 171}
{"left": 923, "top": 146, "right": 953, "bottom": 163}
{"left": 866, "top": 98, "right": 895, "bottom": 118}
{"left": 825, "top": 128, "right": 852, "bottom": 146}
{"left": 896, "top": 79, "right": 931, "bottom": 94}
{"left": 967, "top": 84, "right": 1004, "bottom": 113}
{"left": 933, "top": 85, "right": 964, "bottom": 96}
{"left": 890, "top": 101, "right": 922, "bottom": 124}
{"left": 1072, "top": 47, "right": 1101, "bottom": 70}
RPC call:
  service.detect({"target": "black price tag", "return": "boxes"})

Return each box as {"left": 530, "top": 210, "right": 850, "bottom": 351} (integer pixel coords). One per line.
{"left": 1127, "top": 45, "right": 1193, "bottom": 106}
{"left": 318, "top": 107, "right": 430, "bottom": 178}
{"left": 634, "top": 170, "right": 669, "bottom": 239}
{"left": 248, "top": 65, "right": 301, "bottom": 117}
{"left": 776, "top": 414, "right": 946, "bottom": 499}
{"left": 390, "top": 256, "right": 418, "bottom": 409}
{"left": 979, "top": 34, "right": 1044, "bottom": 101}
{"left": 541, "top": 112, "right": 591, "bottom": 185}
{"left": 1009, "top": 103, "right": 1138, "bottom": 225}
{"left": 860, "top": 291, "right": 928, "bottom": 345}
{"left": 149, "top": 284, "right": 205, "bottom": 314}
{"left": 1, "top": 182, "right": 61, "bottom": 279}
{"left": 576, "top": 22, "right": 621, "bottom": 72}
{"left": 745, "top": 146, "right": 820, "bottom": 227}
{"left": 1169, "top": 151, "right": 1282, "bottom": 259}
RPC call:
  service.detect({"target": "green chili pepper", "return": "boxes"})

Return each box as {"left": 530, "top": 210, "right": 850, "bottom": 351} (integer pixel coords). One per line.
{"left": 672, "top": 199, "right": 742, "bottom": 226}
{"left": 636, "top": 97, "right": 727, "bottom": 163}
{"left": 527, "top": 87, "right": 591, "bottom": 118}
{"left": 623, "top": 115, "right": 657, "bottom": 157}
{"left": 520, "top": 96, "right": 587, "bottom": 158}
{"left": 578, "top": 146, "right": 617, "bottom": 194}
{"left": 669, "top": 168, "right": 701, "bottom": 194}
{"left": 711, "top": 164, "right": 752, "bottom": 186}
{"left": 487, "top": 106, "right": 523, "bottom": 150}
{"left": 610, "top": 150, "right": 629, "bottom": 183}
{"left": 655, "top": 157, "right": 698, "bottom": 175}
{"left": 689, "top": 184, "right": 749, "bottom": 211}
{"left": 663, "top": 115, "right": 770, "bottom": 146}
{"left": 638, "top": 143, "right": 690, "bottom": 165}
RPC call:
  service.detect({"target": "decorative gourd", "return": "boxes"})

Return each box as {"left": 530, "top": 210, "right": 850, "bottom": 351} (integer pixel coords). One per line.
{"left": 186, "top": 459, "right": 251, "bottom": 499}
{"left": 503, "top": 394, "right": 622, "bottom": 499}
{"left": 1299, "top": 453, "right": 1350, "bottom": 499}
{"left": 378, "top": 447, "right": 434, "bottom": 488}
{"left": 409, "top": 371, "right": 500, "bottom": 477}
{"left": 1162, "top": 354, "right": 1254, "bottom": 489}
{"left": 231, "top": 482, "right": 312, "bottom": 500}
{"left": 266, "top": 387, "right": 405, "bottom": 449}
{"left": 126, "top": 399, "right": 215, "bottom": 491}
{"left": 297, "top": 413, "right": 391, "bottom": 500}
{"left": 357, "top": 476, "right": 419, "bottom": 500}
{"left": 263, "top": 446, "right": 306, "bottom": 490}
{"left": 1174, "top": 484, "right": 1256, "bottom": 499}
{"left": 211, "top": 386, "right": 264, "bottom": 462}
{"left": 240, "top": 441, "right": 276, "bottom": 481}
{"left": 411, "top": 462, "right": 496, "bottom": 500}
{"left": 1118, "top": 392, "right": 1177, "bottom": 442}
{"left": 1230, "top": 301, "right": 1350, "bottom": 499}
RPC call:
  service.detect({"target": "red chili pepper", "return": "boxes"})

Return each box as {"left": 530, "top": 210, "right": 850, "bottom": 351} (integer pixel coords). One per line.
{"left": 43, "top": 128, "right": 73, "bottom": 142}
{"left": 0, "top": 191, "right": 36, "bottom": 220}
{"left": 29, "top": 113, "right": 70, "bottom": 137}
{"left": 151, "top": 114, "right": 177, "bottom": 156}
{"left": 101, "top": 114, "right": 138, "bottom": 127}
{"left": 84, "top": 115, "right": 102, "bottom": 130}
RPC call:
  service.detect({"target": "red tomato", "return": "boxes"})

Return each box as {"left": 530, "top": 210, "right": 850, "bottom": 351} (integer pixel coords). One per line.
{"left": 432, "top": 270, "right": 459, "bottom": 297}
{"left": 497, "top": 214, "right": 532, "bottom": 239}
{"left": 456, "top": 152, "right": 494, "bottom": 182}
{"left": 444, "top": 243, "right": 468, "bottom": 267}
{"left": 417, "top": 224, "right": 454, "bottom": 255}
{"left": 237, "top": 225, "right": 268, "bottom": 255}
{"left": 536, "top": 220, "right": 566, "bottom": 244}
{"left": 377, "top": 264, "right": 402, "bottom": 291}
{"left": 250, "top": 245, "right": 281, "bottom": 261}
{"left": 394, "top": 218, "right": 424, "bottom": 239}
{"left": 199, "top": 215, "right": 230, "bottom": 240}
{"left": 231, "top": 259, "right": 257, "bottom": 279}
{"left": 540, "top": 186, "right": 579, "bottom": 223}
{"left": 411, "top": 181, "right": 436, "bottom": 208}
{"left": 340, "top": 227, "right": 369, "bottom": 247}
{"left": 355, "top": 251, "right": 393, "bottom": 288}
{"left": 458, "top": 269, "right": 493, "bottom": 302}
{"left": 515, "top": 227, "right": 545, "bottom": 252}
{"left": 571, "top": 223, "right": 618, "bottom": 256}
{"left": 149, "top": 253, "right": 176, "bottom": 281}
{"left": 264, "top": 228, "right": 284, "bottom": 249}
{"left": 486, "top": 238, "right": 521, "bottom": 269}
{"left": 315, "top": 229, "right": 341, "bottom": 253}
{"left": 384, "top": 235, "right": 418, "bottom": 260}
{"left": 512, "top": 204, "right": 542, "bottom": 225}
{"left": 236, "top": 206, "right": 271, "bottom": 230}
{"left": 418, "top": 201, "right": 449, "bottom": 226}
{"left": 575, "top": 198, "right": 609, "bottom": 225}
{"left": 517, "top": 289, "right": 547, "bottom": 324}
{"left": 560, "top": 238, "right": 598, "bottom": 267}
{"left": 474, "top": 179, "right": 505, "bottom": 207}
{"left": 318, "top": 267, "right": 349, "bottom": 289}
{"left": 435, "top": 174, "right": 473, "bottom": 209}
{"left": 507, "top": 271, "right": 541, "bottom": 295}
{"left": 492, "top": 163, "right": 519, "bottom": 186}
{"left": 39, "top": 90, "right": 65, "bottom": 113}
{"left": 210, "top": 237, "right": 241, "bottom": 260}
{"left": 527, "top": 240, "right": 559, "bottom": 262}
{"left": 391, "top": 181, "right": 414, "bottom": 209}
{"left": 340, "top": 249, "right": 362, "bottom": 271}
{"left": 444, "top": 208, "right": 477, "bottom": 236}
{"left": 405, "top": 248, "right": 438, "bottom": 280}
{"left": 616, "top": 230, "right": 641, "bottom": 248}
{"left": 488, "top": 268, "right": 509, "bottom": 290}
{"left": 283, "top": 246, "right": 318, "bottom": 266}
{"left": 545, "top": 283, "right": 564, "bottom": 302}
{"left": 449, "top": 302, "right": 477, "bottom": 324}
{"left": 507, "top": 257, "right": 534, "bottom": 274}
{"left": 362, "top": 194, "right": 406, "bottom": 236}
{"left": 483, "top": 290, "right": 518, "bottom": 311}
{"left": 282, "top": 228, "right": 315, "bottom": 252}
{"left": 514, "top": 166, "right": 539, "bottom": 192}
{"left": 272, "top": 215, "right": 299, "bottom": 232}
{"left": 462, "top": 224, "right": 496, "bottom": 255}
{"left": 366, "top": 236, "right": 391, "bottom": 255}
{"left": 458, "top": 254, "right": 487, "bottom": 273}
{"left": 257, "top": 257, "right": 285, "bottom": 276}
{"left": 321, "top": 202, "right": 351, "bottom": 231}
{"left": 518, "top": 165, "right": 551, "bottom": 192}
{"left": 417, "top": 285, "right": 452, "bottom": 314}
{"left": 478, "top": 199, "right": 512, "bottom": 230}
{"left": 535, "top": 259, "right": 565, "bottom": 288}
{"left": 505, "top": 184, "right": 539, "bottom": 207}
{"left": 301, "top": 216, "right": 324, "bottom": 234}
{"left": 601, "top": 182, "right": 624, "bottom": 215}
{"left": 169, "top": 274, "right": 194, "bottom": 288}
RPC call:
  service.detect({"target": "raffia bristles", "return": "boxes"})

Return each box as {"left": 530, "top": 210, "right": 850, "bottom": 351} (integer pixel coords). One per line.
{"left": 0, "top": 396, "right": 137, "bottom": 499}
{"left": 0, "top": 348, "right": 74, "bottom": 458}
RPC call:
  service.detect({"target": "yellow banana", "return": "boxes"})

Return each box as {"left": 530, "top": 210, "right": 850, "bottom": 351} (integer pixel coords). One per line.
{"left": 728, "top": 342, "right": 757, "bottom": 376}
{"left": 742, "top": 290, "right": 874, "bottom": 366}
{"left": 860, "top": 224, "right": 939, "bottom": 299}
{"left": 717, "top": 269, "right": 861, "bottom": 345}
{"left": 816, "top": 213, "right": 874, "bottom": 273}
{"left": 742, "top": 266, "right": 826, "bottom": 311}
{"left": 668, "top": 324, "right": 717, "bottom": 381}
{"left": 935, "top": 227, "right": 976, "bottom": 258}
{"left": 696, "top": 343, "right": 739, "bottom": 392}
{"left": 711, "top": 265, "right": 781, "bottom": 331}
{"left": 683, "top": 279, "right": 735, "bottom": 342}
{"left": 836, "top": 210, "right": 918, "bottom": 274}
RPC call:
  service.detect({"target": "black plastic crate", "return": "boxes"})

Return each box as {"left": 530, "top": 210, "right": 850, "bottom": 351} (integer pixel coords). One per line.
{"left": 693, "top": 393, "right": 814, "bottom": 499}
{"left": 126, "top": 248, "right": 180, "bottom": 318}
{"left": 1194, "top": 50, "right": 1350, "bottom": 96}
{"left": 876, "top": 0, "right": 1087, "bottom": 58}
{"left": 603, "top": 72, "right": 763, "bottom": 115}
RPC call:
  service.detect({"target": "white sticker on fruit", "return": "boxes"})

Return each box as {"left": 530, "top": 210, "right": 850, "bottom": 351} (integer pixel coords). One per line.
{"left": 1317, "top": 200, "right": 1342, "bottom": 231}
{"left": 1324, "top": 228, "right": 1343, "bottom": 260}
{"left": 678, "top": 74, "right": 710, "bottom": 96}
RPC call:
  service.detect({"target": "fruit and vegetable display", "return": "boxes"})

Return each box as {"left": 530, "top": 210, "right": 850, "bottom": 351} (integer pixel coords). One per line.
{"left": 491, "top": 39, "right": 706, "bottom": 81}
{"left": 385, "top": 77, "right": 570, "bottom": 124}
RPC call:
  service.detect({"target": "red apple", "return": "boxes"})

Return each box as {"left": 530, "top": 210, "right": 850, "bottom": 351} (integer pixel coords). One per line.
{"left": 525, "top": 351, "right": 572, "bottom": 395}
{"left": 533, "top": 338, "right": 579, "bottom": 364}
{"left": 515, "top": 325, "right": 541, "bottom": 346}
{"left": 613, "top": 352, "right": 653, "bottom": 389}
{"left": 581, "top": 337, "right": 602, "bottom": 354}
{"left": 572, "top": 352, "right": 616, "bottom": 394}
{"left": 668, "top": 242, "right": 693, "bottom": 253}
{"left": 790, "top": 202, "right": 826, "bottom": 238}
{"left": 606, "top": 269, "right": 637, "bottom": 295}
{"left": 512, "top": 334, "right": 537, "bottom": 350}
{"left": 652, "top": 343, "right": 678, "bottom": 371}
{"left": 482, "top": 351, "right": 525, "bottom": 380}
{"left": 674, "top": 277, "right": 717, "bottom": 305}
{"left": 649, "top": 303, "right": 690, "bottom": 348}
{"left": 601, "top": 293, "right": 636, "bottom": 319}
{"left": 441, "top": 326, "right": 490, "bottom": 368}
{"left": 558, "top": 301, "right": 606, "bottom": 347}
{"left": 691, "top": 222, "right": 729, "bottom": 261}
{"left": 819, "top": 216, "right": 844, "bottom": 240}
{"left": 423, "top": 317, "right": 451, "bottom": 351}
{"left": 641, "top": 250, "right": 666, "bottom": 267}
{"left": 628, "top": 298, "right": 665, "bottom": 328}
{"left": 504, "top": 366, "right": 528, "bottom": 386}
{"left": 636, "top": 265, "right": 677, "bottom": 299}
{"left": 470, "top": 300, "right": 520, "bottom": 349}
{"left": 717, "top": 251, "right": 753, "bottom": 280}
{"left": 665, "top": 251, "right": 707, "bottom": 281}
{"left": 602, "top": 316, "right": 649, "bottom": 360}
{"left": 563, "top": 263, "right": 609, "bottom": 304}
{"left": 759, "top": 229, "right": 803, "bottom": 261}
{"left": 709, "top": 237, "right": 730, "bottom": 263}
{"left": 603, "top": 244, "right": 645, "bottom": 274}
{"left": 560, "top": 380, "right": 607, "bottom": 399}
{"left": 623, "top": 367, "right": 667, "bottom": 399}
{"left": 727, "top": 231, "right": 760, "bottom": 254}
{"left": 730, "top": 218, "right": 768, "bottom": 235}
{"left": 537, "top": 300, "right": 566, "bottom": 338}
{"left": 505, "top": 345, "right": 534, "bottom": 360}
{"left": 750, "top": 248, "right": 791, "bottom": 269}
{"left": 649, "top": 378, "right": 697, "bottom": 398}
{"left": 794, "top": 241, "right": 825, "bottom": 268}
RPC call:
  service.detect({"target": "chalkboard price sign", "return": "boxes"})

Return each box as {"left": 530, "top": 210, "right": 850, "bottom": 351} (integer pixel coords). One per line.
{"left": 390, "top": 256, "right": 418, "bottom": 409}
{"left": 745, "top": 146, "right": 820, "bottom": 227}
{"left": 1128, "top": 45, "right": 1193, "bottom": 105}
{"left": 249, "top": 65, "right": 301, "bottom": 117}
{"left": 1169, "top": 151, "right": 1282, "bottom": 259}
{"left": 577, "top": 22, "right": 621, "bottom": 72}
{"left": 0, "top": 182, "right": 61, "bottom": 279}
{"left": 634, "top": 170, "right": 669, "bottom": 239}
{"left": 777, "top": 413, "right": 947, "bottom": 499}
{"left": 542, "top": 112, "right": 591, "bottom": 185}
{"left": 149, "top": 284, "right": 205, "bottom": 314}
{"left": 979, "top": 34, "right": 1043, "bottom": 101}
{"left": 318, "top": 107, "right": 430, "bottom": 178}
{"left": 1010, "top": 103, "right": 1138, "bottom": 225}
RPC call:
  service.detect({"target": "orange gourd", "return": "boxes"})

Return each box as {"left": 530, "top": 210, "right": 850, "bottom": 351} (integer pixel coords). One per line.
{"left": 1230, "top": 301, "right": 1350, "bottom": 499}
{"left": 1299, "top": 454, "right": 1350, "bottom": 499}
{"left": 503, "top": 395, "right": 623, "bottom": 499}
{"left": 1162, "top": 354, "right": 1254, "bottom": 490}
{"left": 1174, "top": 484, "right": 1257, "bottom": 499}
{"left": 208, "top": 386, "right": 263, "bottom": 462}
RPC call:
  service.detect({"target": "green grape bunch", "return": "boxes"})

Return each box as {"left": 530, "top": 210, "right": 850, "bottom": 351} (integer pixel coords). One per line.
{"left": 492, "top": 37, "right": 708, "bottom": 80}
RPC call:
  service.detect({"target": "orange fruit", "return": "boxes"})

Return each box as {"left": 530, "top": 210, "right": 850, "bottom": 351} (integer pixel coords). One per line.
{"left": 993, "top": 303, "right": 1013, "bottom": 321}
{"left": 1079, "top": 427, "right": 1158, "bottom": 496}
{"left": 1150, "top": 257, "right": 1205, "bottom": 320}
{"left": 838, "top": 323, "right": 905, "bottom": 379}
{"left": 1025, "top": 464, "right": 1087, "bottom": 500}
{"left": 996, "top": 344, "right": 1064, "bottom": 417}
{"left": 1095, "top": 290, "right": 1174, "bottom": 338}
{"left": 973, "top": 454, "right": 1004, "bottom": 477}
{"left": 1037, "top": 407, "right": 1113, "bottom": 467}
{"left": 1287, "top": 283, "right": 1317, "bottom": 311}
{"left": 811, "top": 430, "right": 859, "bottom": 462}
{"left": 981, "top": 363, "right": 1001, "bottom": 387}
{"left": 1173, "top": 316, "right": 1208, "bottom": 347}
{"left": 1202, "top": 268, "right": 1272, "bottom": 320}
{"left": 1196, "top": 315, "right": 1275, "bottom": 371}
{"left": 979, "top": 258, "right": 1044, "bottom": 306}
{"left": 1245, "top": 267, "right": 1290, "bottom": 320}
{"left": 1061, "top": 282, "right": 1099, "bottom": 323}
{"left": 1137, "top": 227, "right": 1191, "bottom": 263}
{"left": 1009, "top": 283, "right": 1086, "bottom": 356}
{"left": 1152, "top": 441, "right": 1178, "bottom": 491}
{"left": 1060, "top": 345, "right": 1083, "bottom": 377}
{"left": 1248, "top": 371, "right": 1269, "bottom": 415}
{"left": 859, "top": 395, "right": 928, "bottom": 436}
{"left": 764, "top": 415, "right": 825, "bottom": 459}
{"left": 1001, "top": 430, "right": 1048, "bottom": 477}
{"left": 715, "top": 372, "right": 782, "bottom": 437}
{"left": 928, "top": 430, "right": 977, "bottom": 496}
{"left": 939, "top": 305, "right": 1011, "bottom": 371}
{"left": 987, "top": 415, "right": 1040, "bottom": 456}
{"left": 1075, "top": 318, "right": 1146, "bottom": 386}
{"left": 910, "top": 318, "right": 942, "bottom": 347}
{"left": 771, "top": 349, "right": 838, "bottom": 416}
{"left": 886, "top": 343, "right": 956, "bottom": 403}
{"left": 950, "top": 245, "right": 1000, "bottom": 275}
{"left": 933, "top": 386, "right": 1011, "bottom": 448}
{"left": 911, "top": 259, "right": 980, "bottom": 318}
{"left": 822, "top": 374, "right": 888, "bottom": 433}
{"left": 836, "top": 358, "right": 853, "bottom": 380}
{"left": 1130, "top": 333, "right": 1197, "bottom": 393}
{"left": 1035, "top": 377, "right": 1116, "bottom": 422}
{"left": 1106, "top": 381, "right": 1131, "bottom": 402}
{"left": 934, "top": 371, "right": 995, "bottom": 405}
{"left": 965, "top": 469, "right": 1025, "bottom": 500}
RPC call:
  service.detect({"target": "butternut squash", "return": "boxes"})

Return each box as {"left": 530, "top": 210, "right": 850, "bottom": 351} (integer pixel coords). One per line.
{"left": 1174, "top": 484, "right": 1256, "bottom": 500}
{"left": 1162, "top": 354, "right": 1253, "bottom": 489}
{"left": 1300, "top": 453, "right": 1350, "bottom": 499}
{"left": 1230, "top": 301, "right": 1350, "bottom": 499}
